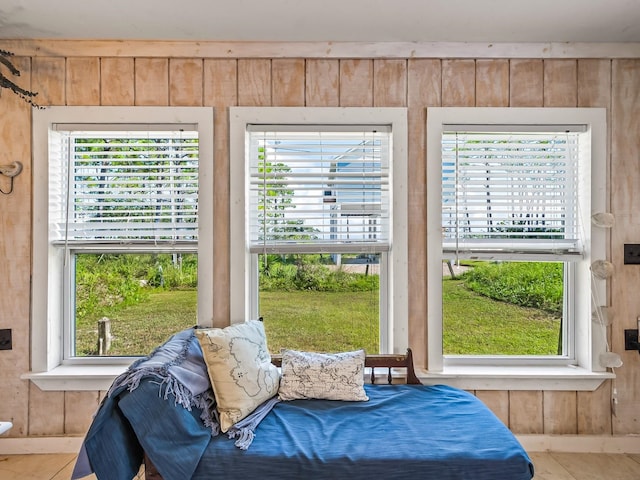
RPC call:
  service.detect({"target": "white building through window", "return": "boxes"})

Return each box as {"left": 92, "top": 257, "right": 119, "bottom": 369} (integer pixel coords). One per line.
{"left": 426, "top": 107, "right": 614, "bottom": 390}
{"left": 230, "top": 107, "right": 407, "bottom": 354}
{"left": 29, "top": 106, "right": 214, "bottom": 390}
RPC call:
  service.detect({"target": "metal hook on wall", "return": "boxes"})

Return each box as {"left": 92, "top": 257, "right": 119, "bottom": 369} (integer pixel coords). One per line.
{"left": 0, "top": 161, "right": 23, "bottom": 194}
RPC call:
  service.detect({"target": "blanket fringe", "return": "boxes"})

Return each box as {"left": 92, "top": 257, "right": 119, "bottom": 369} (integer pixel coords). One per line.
{"left": 226, "top": 396, "right": 281, "bottom": 450}
{"left": 106, "top": 328, "right": 221, "bottom": 436}
{"left": 227, "top": 427, "right": 255, "bottom": 450}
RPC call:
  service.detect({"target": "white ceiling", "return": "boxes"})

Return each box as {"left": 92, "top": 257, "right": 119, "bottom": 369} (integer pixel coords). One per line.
{"left": 1, "top": 0, "right": 640, "bottom": 43}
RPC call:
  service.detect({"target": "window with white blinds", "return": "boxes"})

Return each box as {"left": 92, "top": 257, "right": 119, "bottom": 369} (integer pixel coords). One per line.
{"left": 442, "top": 127, "right": 584, "bottom": 258}
{"left": 49, "top": 126, "right": 199, "bottom": 248}
{"left": 248, "top": 126, "right": 390, "bottom": 254}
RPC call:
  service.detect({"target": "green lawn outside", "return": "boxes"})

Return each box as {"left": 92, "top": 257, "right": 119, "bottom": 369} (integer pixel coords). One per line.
{"left": 443, "top": 278, "right": 561, "bottom": 355}
{"left": 259, "top": 290, "right": 379, "bottom": 353}
{"left": 76, "top": 282, "right": 561, "bottom": 357}
{"left": 75, "top": 290, "right": 197, "bottom": 356}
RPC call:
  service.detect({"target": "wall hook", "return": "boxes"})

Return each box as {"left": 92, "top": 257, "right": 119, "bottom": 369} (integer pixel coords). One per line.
{"left": 0, "top": 161, "right": 23, "bottom": 194}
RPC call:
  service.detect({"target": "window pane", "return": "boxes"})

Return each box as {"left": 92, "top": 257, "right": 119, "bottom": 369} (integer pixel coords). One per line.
{"left": 51, "top": 129, "right": 200, "bottom": 244}
{"left": 248, "top": 129, "right": 390, "bottom": 251}
{"left": 73, "top": 253, "right": 197, "bottom": 357}
{"left": 442, "top": 260, "right": 564, "bottom": 356}
{"left": 441, "top": 131, "right": 581, "bottom": 254}
{"left": 258, "top": 253, "right": 380, "bottom": 354}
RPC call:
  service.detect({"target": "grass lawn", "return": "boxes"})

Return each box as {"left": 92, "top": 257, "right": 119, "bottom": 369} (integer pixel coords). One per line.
{"left": 443, "top": 278, "right": 561, "bottom": 355}
{"left": 259, "top": 290, "right": 379, "bottom": 353}
{"left": 76, "top": 282, "right": 561, "bottom": 357}
{"left": 76, "top": 290, "right": 197, "bottom": 356}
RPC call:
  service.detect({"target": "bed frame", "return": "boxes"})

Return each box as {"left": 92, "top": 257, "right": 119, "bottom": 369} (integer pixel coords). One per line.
{"left": 144, "top": 349, "right": 420, "bottom": 479}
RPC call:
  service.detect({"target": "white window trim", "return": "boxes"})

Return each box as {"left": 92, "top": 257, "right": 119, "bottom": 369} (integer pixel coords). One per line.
{"left": 229, "top": 107, "right": 408, "bottom": 354}
{"left": 424, "top": 107, "right": 614, "bottom": 391}
{"left": 26, "top": 106, "right": 214, "bottom": 391}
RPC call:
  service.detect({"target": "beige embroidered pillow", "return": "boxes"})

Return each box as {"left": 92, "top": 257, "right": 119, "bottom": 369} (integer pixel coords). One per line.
{"left": 196, "top": 320, "right": 280, "bottom": 432}
{"left": 278, "top": 349, "right": 369, "bottom": 401}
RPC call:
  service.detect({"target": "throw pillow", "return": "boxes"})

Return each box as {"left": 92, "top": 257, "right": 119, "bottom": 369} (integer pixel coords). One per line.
{"left": 196, "top": 320, "right": 280, "bottom": 432}
{"left": 278, "top": 349, "right": 369, "bottom": 401}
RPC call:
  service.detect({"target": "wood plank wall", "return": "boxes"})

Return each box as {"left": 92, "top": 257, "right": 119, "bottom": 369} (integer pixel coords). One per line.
{"left": 0, "top": 44, "right": 639, "bottom": 439}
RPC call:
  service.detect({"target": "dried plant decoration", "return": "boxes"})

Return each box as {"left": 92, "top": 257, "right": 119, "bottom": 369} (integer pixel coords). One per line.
{"left": 0, "top": 48, "right": 40, "bottom": 108}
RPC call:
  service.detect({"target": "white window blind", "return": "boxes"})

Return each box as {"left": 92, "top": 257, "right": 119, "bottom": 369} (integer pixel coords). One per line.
{"left": 49, "top": 128, "right": 199, "bottom": 246}
{"left": 442, "top": 128, "right": 582, "bottom": 256}
{"left": 248, "top": 126, "right": 390, "bottom": 253}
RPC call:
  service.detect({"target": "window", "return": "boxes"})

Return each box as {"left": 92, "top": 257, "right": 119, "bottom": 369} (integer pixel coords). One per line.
{"left": 426, "top": 107, "right": 613, "bottom": 390}
{"left": 30, "top": 107, "right": 214, "bottom": 389}
{"left": 230, "top": 107, "right": 407, "bottom": 354}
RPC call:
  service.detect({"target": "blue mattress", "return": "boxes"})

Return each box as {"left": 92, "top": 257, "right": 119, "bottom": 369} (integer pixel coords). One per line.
{"left": 124, "top": 385, "right": 533, "bottom": 480}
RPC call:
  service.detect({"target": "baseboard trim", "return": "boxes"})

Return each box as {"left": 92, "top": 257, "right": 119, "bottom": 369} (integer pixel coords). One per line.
{"left": 1, "top": 434, "right": 639, "bottom": 455}
{"left": 518, "top": 434, "right": 640, "bottom": 454}
{"left": 0, "top": 436, "right": 84, "bottom": 454}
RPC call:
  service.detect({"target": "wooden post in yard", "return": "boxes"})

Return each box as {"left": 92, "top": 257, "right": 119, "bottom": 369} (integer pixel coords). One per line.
{"left": 98, "top": 317, "right": 112, "bottom": 355}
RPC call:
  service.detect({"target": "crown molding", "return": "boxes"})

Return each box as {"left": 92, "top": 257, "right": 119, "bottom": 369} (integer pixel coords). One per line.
{"left": 2, "top": 39, "right": 640, "bottom": 59}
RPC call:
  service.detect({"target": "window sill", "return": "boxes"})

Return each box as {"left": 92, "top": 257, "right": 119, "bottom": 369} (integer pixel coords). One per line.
{"left": 23, "top": 364, "right": 615, "bottom": 392}
{"left": 417, "top": 365, "right": 615, "bottom": 391}
{"left": 22, "top": 365, "right": 129, "bottom": 391}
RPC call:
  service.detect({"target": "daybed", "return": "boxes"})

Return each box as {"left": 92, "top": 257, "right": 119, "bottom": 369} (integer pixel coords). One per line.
{"left": 73, "top": 324, "right": 534, "bottom": 480}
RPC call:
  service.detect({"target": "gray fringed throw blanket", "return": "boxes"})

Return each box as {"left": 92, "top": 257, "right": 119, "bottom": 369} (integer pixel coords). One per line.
{"left": 108, "top": 327, "right": 221, "bottom": 435}
{"left": 72, "top": 328, "right": 279, "bottom": 480}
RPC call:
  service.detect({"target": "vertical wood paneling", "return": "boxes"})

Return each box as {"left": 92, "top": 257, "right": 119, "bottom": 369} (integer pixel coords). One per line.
{"left": 611, "top": 59, "right": 640, "bottom": 435}
{"left": 339, "top": 59, "right": 373, "bottom": 106}
{"left": 543, "top": 60, "right": 578, "bottom": 107}
{"left": 544, "top": 391, "right": 578, "bottom": 434}
{"left": 64, "top": 392, "right": 100, "bottom": 434}
{"left": 373, "top": 60, "right": 407, "bottom": 107}
{"left": 32, "top": 57, "right": 65, "bottom": 105}
{"left": 5, "top": 57, "right": 55, "bottom": 435}
{"left": 578, "top": 59, "right": 611, "bottom": 213}
{"left": 611, "top": 60, "right": 640, "bottom": 217}
{"left": 204, "top": 59, "right": 238, "bottom": 327}
{"left": 306, "top": 59, "right": 339, "bottom": 107}
{"left": 135, "top": 58, "right": 169, "bottom": 106}
{"left": 509, "top": 391, "right": 544, "bottom": 433}
{"left": 442, "top": 59, "right": 475, "bottom": 106}
{"left": 169, "top": 59, "right": 203, "bottom": 106}
{"left": 407, "top": 59, "right": 441, "bottom": 369}
{"left": 510, "top": 59, "right": 543, "bottom": 107}
{"left": 204, "top": 59, "right": 238, "bottom": 107}
{"left": 476, "top": 390, "right": 509, "bottom": 426}
{"left": 66, "top": 57, "right": 100, "bottom": 105}
{"left": 0, "top": 64, "right": 32, "bottom": 271}
{"left": 238, "top": 59, "right": 271, "bottom": 106}
{"left": 272, "top": 59, "right": 305, "bottom": 106}
{"left": 28, "top": 385, "right": 64, "bottom": 436}
{"left": 0, "top": 208, "right": 29, "bottom": 259}
{"left": 0, "top": 57, "right": 34, "bottom": 437}
{"left": 475, "top": 59, "right": 509, "bottom": 107}
{"left": 578, "top": 381, "right": 612, "bottom": 434}
{"left": 578, "top": 59, "right": 611, "bottom": 109}
{"left": 100, "top": 57, "right": 134, "bottom": 105}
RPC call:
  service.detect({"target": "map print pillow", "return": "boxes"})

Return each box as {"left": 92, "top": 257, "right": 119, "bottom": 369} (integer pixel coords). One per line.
{"left": 278, "top": 349, "right": 369, "bottom": 401}
{"left": 196, "top": 320, "right": 280, "bottom": 432}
